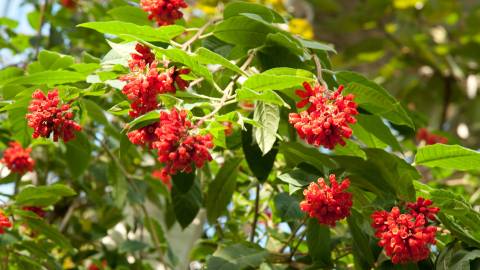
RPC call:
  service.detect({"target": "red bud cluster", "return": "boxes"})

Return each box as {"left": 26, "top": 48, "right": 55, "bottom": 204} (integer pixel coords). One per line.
{"left": 300, "top": 174, "right": 352, "bottom": 227}
{"left": 416, "top": 128, "right": 448, "bottom": 145}
{"left": 140, "top": 0, "right": 188, "bottom": 26}
{"left": 26, "top": 89, "right": 81, "bottom": 142}
{"left": 371, "top": 197, "right": 439, "bottom": 264}
{"left": 0, "top": 211, "right": 12, "bottom": 234}
{"left": 1, "top": 142, "right": 35, "bottom": 175}
{"left": 289, "top": 82, "right": 358, "bottom": 149}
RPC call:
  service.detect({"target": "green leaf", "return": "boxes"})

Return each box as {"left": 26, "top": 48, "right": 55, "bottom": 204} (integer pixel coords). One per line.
{"left": 334, "top": 140, "right": 367, "bottom": 160}
{"left": 107, "top": 6, "right": 150, "bottom": 25}
{"left": 279, "top": 142, "right": 337, "bottom": 172}
{"left": 214, "top": 15, "right": 276, "bottom": 47}
{"left": 277, "top": 168, "right": 319, "bottom": 194}
{"left": 24, "top": 218, "right": 72, "bottom": 249}
{"left": 242, "top": 68, "right": 315, "bottom": 92}
{"left": 195, "top": 47, "right": 246, "bottom": 76}
{"left": 237, "top": 88, "right": 288, "bottom": 107}
{"left": 352, "top": 114, "right": 402, "bottom": 151}
{"left": 347, "top": 209, "right": 377, "bottom": 269}
{"left": 3, "top": 71, "right": 85, "bottom": 86}
{"left": 297, "top": 38, "right": 336, "bottom": 53}
{"left": 223, "top": 2, "right": 285, "bottom": 23}
{"left": 253, "top": 102, "right": 280, "bottom": 155}
{"left": 119, "top": 240, "right": 149, "bottom": 253}
{"left": 334, "top": 149, "right": 418, "bottom": 201}
{"left": 154, "top": 47, "right": 214, "bottom": 84}
{"left": 78, "top": 21, "right": 185, "bottom": 42}
{"left": 206, "top": 157, "right": 242, "bottom": 223}
{"left": 126, "top": 110, "right": 160, "bottom": 131}
{"left": 436, "top": 242, "right": 480, "bottom": 270}
{"left": 15, "top": 184, "right": 76, "bottom": 207}
{"left": 274, "top": 192, "right": 304, "bottom": 222}
{"left": 38, "top": 50, "right": 74, "bottom": 71}
{"left": 65, "top": 132, "right": 92, "bottom": 177}
{"left": 307, "top": 218, "right": 332, "bottom": 266}
{"left": 416, "top": 182, "right": 480, "bottom": 248}
{"left": 242, "top": 123, "right": 278, "bottom": 182}
{"left": 335, "top": 71, "right": 414, "bottom": 128}
{"left": 171, "top": 179, "right": 202, "bottom": 229}
{"left": 415, "top": 144, "right": 480, "bottom": 171}
{"left": 206, "top": 243, "right": 268, "bottom": 270}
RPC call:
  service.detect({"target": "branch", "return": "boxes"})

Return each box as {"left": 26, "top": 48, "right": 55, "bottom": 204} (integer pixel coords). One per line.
{"left": 279, "top": 216, "right": 308, "bottom": 253}
{"left": 34, "top": 0, "right": 49, "bottom": 59}
{"left": 181, "top": 19, "right": 215, "bottom": 51}
{"left": 312, "top": 53, "right": 328, "bottom": 87}
{"left": 250, "top": 183, "right": 261, "bottom": 242}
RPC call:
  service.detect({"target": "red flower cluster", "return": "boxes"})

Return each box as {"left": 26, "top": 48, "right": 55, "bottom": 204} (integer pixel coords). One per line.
{"left": 406, "top": 197, "right": 440, "bottom": 221}
{"left": 416, "top": 128, "right": 448, "bottom": 145}
{"left": 140, "top": 0, "right": 188, "bottom": 26}
{"left": 1, "top": 142, "right": 35, "bottom": 175}
{"left": 121, "top": 45, "right": 190, "bottom": 147}
{"left": 152, "top": 108, "right": 214, "bottom": 180}
{"left": 371, "top": 198, "right": 439, "bottom": 264}
{"left": 300, "top": 174, "right": 352, "bottom": 227}
{"left": 22, "top": 206, "right": 47, "bottom": 218}
{"left": 26, "top": 89, "right": 81, "bottom": 142}
{"left": 60, "top": 0, "right": 76, "bottom": 9}
{"left": 0, "top": 211, "right": 12, "bottom": 234}
{"left": 129, "top": 44, "right": 155, "bottom": 71}
{"left": 289, "top": 83, "right": 358, "bottom": 149}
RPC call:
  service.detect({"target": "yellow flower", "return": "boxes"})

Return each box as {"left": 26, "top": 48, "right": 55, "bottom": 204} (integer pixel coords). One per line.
{"left": 63, "top": 257, "right": 75, "bottom": 269}
{"left": 393, "top": 0, "right": 426, "bottom": 9}
{"left": 196, "top": 3, "right": 217, "bottom": 15}
{"left": 264, "top": 0, "right": 285, "bottom": 11}
{"left": 289, "top": 18, "right": 314, "bottom": 39}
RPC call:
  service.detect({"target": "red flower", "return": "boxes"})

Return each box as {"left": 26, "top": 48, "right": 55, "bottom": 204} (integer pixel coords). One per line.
{"left": 416, "top": 128, "right": 448, "bottom": 145}
{"left": 223, "top": 122, "right": 233, "bottom": 136}
{"left": 121, "top": 61, "right": 189, "bottom": 118}
{"left": 0, "top": 211, "right": 12, "bottom": 234}
{"left": 26, "top": 89, "right": 82, "bottom": 142}
{"left": 152, "top": 169, "right": 172, "bottom": 189}
{"left": 152, "top": 108, "right": 214, "bottom": 179}
{"left": 129, "top": 44, "right": 156, "bottom": 71}
{"left": 1, "top": 142, "right": 35, "bottom": 175}
{"left": 127, "top": 123, "right": 159, "bottom": 147}
{"left": 22, "top": 206, "right": 47, "bottom": 218}
{"left": 60, "top": 0, "right": 76, "bottom": 9}
{"left": 371, "top": 199, "right": 439, "bottom": 264}
{"left": 406, "top": 197, "right": 439, "bottom": 221}
{"left": 140, "top": 0, "right": 188, "bottom": 26}
{"left": 289, "top": 83, "right": 358, "bottom": 149}
{"left": 300, "top": 174, "right": 352, "bottom": 227}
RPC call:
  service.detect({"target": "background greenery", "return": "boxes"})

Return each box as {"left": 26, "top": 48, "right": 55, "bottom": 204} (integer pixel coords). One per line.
{"left": 0, "top": 0, "right": 480, "bottom": 269}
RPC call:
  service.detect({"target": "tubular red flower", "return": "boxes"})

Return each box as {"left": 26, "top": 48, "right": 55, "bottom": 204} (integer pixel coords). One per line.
{"left": 0, "top": 211, "right": 12, "bottom": 234}
{"left": 127, "top": 123, "right": 160, "bottom": 148}
{"left": 300, "top": 174, "right": 352, "bottom": 227}
{"left": 152, "top": 108, "right": 214, "bottom": 179}
{"left": 1, "top": 142, "right": 35, "bottom": 175}
{"left": 26, "top": 89, "right": 82, "bottom": 142}
{"left": 152, "top": 169, "right": 172, "bottom": 189}
{"left": 289, "top": 83, "right": 358, "bottom": 149}
{"left": 406, "top": 197, "right": 440, "bottom": 222}
{"left": 22, "top": 206, "right": 47, "bottom": 218}
{"left": 129, "top": 44, "right": 156, "bottom": 71}
{"left": 140, "top": 0, "right": 188, "bottom": 26}
{"left": 371, "top": 201, "right": 439, "bottom": 264}
{"left": 416, "top": 128, "right": 448, "bottom": 145}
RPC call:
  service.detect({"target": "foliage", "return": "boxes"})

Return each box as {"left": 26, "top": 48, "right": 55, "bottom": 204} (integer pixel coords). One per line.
{"left": 0, "top": 0, "right": 479, "bottom": 269}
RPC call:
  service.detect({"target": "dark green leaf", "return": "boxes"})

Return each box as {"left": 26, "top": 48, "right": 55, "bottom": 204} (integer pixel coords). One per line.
{"left": 206, "top": 243, "right": 268, "bottom": 270}
{"left": 206, "top": 157, "right": 242, "bottom": 223}
{"left": 307, "top": 218, "right": 332, "bottom": 266}
{"left": 415, "top": 144, "right": 480, "bottom": 171}
{"left": 171, "top": 179, "right": 202, "bottom": 229}
{"left": 214, "top": 15, "right": 276, "bottom": 47}
{"left": 107, "top": 6, "right": 150, "bottom": 25}
{"left": 65, "top": 132, "right": 92, "bottom": 177}
{"left": 224, "top": 2, "right": 285, "bottom": 23}
{"left": 274, "top": 193, "right": 304, "bottom": 221}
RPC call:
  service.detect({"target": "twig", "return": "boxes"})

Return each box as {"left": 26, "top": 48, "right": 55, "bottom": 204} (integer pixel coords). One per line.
{"left": 181, "top": 20, "right": 215, "bottom": 51}
{"left": 279, "top": 216, "right": 308, "bottom": 253}
{"left": 34, "top": 0, "right": 49, "bottom": 59}
{"left": 289, "top": 229, "right": 307, "bottom": 261}
{"left": 250, "top": 183, "right": 261, "bottom": 242}
{"left": 312, "top": 53, "right": 328, "bottom": 87}
{"left": 59, "top": 199, "right": 78, "bottom": 232}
